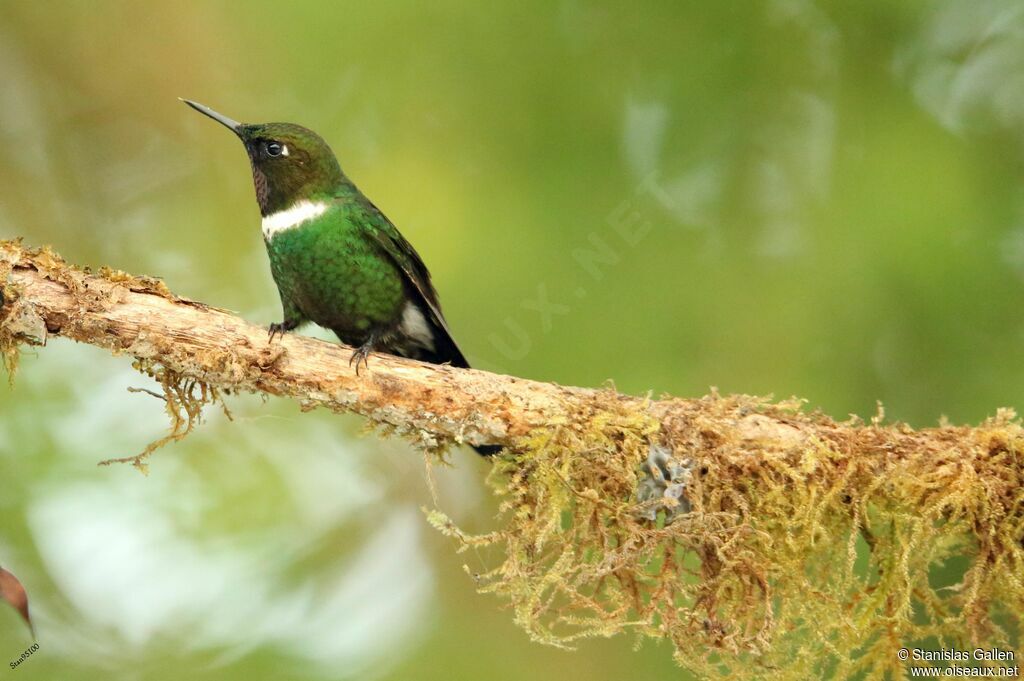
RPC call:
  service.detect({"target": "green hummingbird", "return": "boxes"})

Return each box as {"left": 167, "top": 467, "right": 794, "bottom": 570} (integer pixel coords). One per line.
{"left": 182, "top": 99, "right": 498, "bottom": 455}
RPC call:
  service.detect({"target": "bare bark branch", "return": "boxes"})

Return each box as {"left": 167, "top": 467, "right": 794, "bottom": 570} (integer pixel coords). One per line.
{"left": 0, "top": 238, "right": 611, "bottom": 449}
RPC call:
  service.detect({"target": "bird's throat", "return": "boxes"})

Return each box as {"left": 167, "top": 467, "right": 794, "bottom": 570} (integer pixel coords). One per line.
{"left": 261, "top": 200, "right": 330, "bottom": 240}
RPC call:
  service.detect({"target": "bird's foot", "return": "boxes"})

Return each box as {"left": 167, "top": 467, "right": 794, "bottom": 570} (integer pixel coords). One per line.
{"left": 349, "top": 341, "right": 374, "bottom": 376}
{"left": 268, "top": 320, "right": 297, "bottom": 343}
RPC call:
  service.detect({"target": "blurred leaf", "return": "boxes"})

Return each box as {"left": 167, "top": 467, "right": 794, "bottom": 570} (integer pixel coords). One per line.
{"left": 0, "top": 566, "right": 33, "bottom": 636}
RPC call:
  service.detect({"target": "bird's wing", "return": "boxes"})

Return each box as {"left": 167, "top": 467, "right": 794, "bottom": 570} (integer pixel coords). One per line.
{"left": 352, "top": 197, "right": 469, "bottom": 366}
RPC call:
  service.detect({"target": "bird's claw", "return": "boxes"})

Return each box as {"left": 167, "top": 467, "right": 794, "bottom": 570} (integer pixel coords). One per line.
{"left": 268, "top": 322, "right": 287, "bottom": 343}
{"left": 349, "top": 344, "right": 372, "bottom": 376}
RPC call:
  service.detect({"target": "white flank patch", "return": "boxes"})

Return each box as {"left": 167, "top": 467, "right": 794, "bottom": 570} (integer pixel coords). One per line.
{"left": 401, "top": 302, "right": 435, "bottom": 351}
{"left": 262, "top": 200, "right": 329, "bottom": 240}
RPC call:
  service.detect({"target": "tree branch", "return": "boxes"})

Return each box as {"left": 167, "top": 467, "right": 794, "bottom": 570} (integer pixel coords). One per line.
{"left": 0, "top": 238, "right": 610, "bottom": 450}
{"left": 2, "top": 238, "right": 1021, "bottom": 678}
{"left": 0, "top": 239, "right": 842, "bottom": 453}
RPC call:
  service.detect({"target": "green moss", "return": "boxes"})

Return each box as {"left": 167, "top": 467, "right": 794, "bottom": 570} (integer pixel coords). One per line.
{"left": 97, "top": 359, "right": 230, "bottom": 475}
{"left": 430, "top": 393, "right": 1024, "bottom": 679}
{"left": 0, "top": 240, "right": 24, "bottom": 383}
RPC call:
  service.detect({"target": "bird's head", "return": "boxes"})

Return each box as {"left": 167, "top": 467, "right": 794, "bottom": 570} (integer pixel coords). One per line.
{"left": 182, "top": 99, "right": 346, "bottom": 216}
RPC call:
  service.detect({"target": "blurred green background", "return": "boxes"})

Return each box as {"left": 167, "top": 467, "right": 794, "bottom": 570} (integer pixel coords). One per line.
{"left": 1, "top": 1, "right": 1023, "bottom": 679}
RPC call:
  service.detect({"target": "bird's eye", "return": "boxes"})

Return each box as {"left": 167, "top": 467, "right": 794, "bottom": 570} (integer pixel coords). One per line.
{"left": 266, "top": 141, "right": 283, "bottom": 157}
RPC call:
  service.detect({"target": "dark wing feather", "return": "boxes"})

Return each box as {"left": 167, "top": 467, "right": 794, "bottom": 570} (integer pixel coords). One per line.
{"left": 355, "top": 198, "right": 470, "bottom": 367}
{"left": 352, "top": 197, "right": 500, "bottom": 456}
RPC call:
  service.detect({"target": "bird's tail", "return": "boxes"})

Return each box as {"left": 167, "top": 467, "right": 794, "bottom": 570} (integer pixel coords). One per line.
{"left": 420, "top": 327, "right": 502, "bottom": 457}
{"left": 398, "top": 302, "right": 502, "bottom": 457}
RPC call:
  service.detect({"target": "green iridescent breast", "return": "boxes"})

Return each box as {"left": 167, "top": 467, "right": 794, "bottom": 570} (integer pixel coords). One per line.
{"left": 263, "top": 202, "right": 407, "bottom": 341}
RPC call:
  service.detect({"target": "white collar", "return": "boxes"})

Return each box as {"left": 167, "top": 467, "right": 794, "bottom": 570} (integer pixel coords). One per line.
{"left": 262, "top": 200, "right": 330, "bottom": 239}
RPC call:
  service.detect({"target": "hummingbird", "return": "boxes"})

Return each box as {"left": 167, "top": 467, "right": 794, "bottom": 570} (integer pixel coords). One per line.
{"left": 182, "top": 99, "right": 499, "bottom": 456}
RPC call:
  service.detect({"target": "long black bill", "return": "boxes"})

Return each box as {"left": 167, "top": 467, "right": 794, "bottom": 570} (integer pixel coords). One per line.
{"left": 180, "top": 98, "right": 242, "bottom": 133}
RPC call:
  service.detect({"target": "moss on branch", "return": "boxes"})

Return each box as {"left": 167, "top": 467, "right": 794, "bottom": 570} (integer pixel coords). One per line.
{"left": 2, "top": 238, "right": 1022, "bottom": 678}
